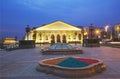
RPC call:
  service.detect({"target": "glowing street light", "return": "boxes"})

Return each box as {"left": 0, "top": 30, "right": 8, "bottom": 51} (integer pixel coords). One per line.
{"left": 95, "top": 29, "right": 100, "bottom": 38}
{"left": 84, "top": 31, "right": 88, "bottom": 36}
{"left": 116, "top": 26, "right": 120, "bottom": 31}
{"left": 116, "top": 26, "right": 120, "bottom": 40}
{"left": 95, "top": 29, "right": 100, "bottom": 35}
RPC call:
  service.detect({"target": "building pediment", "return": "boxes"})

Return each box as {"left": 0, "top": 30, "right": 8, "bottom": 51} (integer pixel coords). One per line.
{"left": 35, "top": 21, "right": 81, "bottom": 31}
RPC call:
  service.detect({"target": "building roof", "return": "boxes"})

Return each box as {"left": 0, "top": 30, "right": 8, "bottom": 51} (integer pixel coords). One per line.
{"left": 35, "top": 21, "right": 81, "bottom": 31}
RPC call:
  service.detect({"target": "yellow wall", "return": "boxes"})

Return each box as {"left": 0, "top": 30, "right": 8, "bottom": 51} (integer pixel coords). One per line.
{"left": 3, "top": 39, "right": 16, "bottom": 44}
{"left": 25, "top": 30, "right": 82, "bottom": 44}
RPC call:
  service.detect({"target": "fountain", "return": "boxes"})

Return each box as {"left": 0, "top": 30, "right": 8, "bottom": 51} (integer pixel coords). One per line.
{"left": 41, "top": 43, "right": 83, "bottom": 54}
{"left": 36, "top": 56, "right": 106, "bottom": 78}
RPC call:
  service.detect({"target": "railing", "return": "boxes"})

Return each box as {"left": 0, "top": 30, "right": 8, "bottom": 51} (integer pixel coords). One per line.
{"left": 4, "top": 43, "right": 19, "bottom": 51}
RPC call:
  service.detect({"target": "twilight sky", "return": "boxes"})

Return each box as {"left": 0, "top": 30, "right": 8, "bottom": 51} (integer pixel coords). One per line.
{"left": 0, "top": 0, "right": 120, "bottom": 40}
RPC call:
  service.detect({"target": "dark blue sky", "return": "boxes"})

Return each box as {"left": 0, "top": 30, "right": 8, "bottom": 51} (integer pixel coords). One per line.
{"left": 1, "top": 0, "right": 120, "bottom": 40}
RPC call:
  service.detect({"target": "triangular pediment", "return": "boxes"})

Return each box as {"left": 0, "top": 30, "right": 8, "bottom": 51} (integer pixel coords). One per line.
{"left": 35, "top": 21, "right": 81, "bottom": 31}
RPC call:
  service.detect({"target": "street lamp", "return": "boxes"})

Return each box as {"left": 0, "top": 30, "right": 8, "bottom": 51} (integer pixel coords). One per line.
{"left": 84, "top": 32, "right": 88, "bottom": 36}
{"left": 95, "top": 29, "right": 100, "bottom": 38}
{"left": 25, "top": 25, "right": 30, "bottom": 40}
{"left": 116, "top": 26, "right": 120, "bottom": 40}
{"left": 81, "top": 28, "right": 84, "bottom": 46}
{"left": 116, "top": 26, "right": 119, "bottom": 31}
{"left": 89, "top": 24, "right": 94, "bottom": 39}
{"left": 81, "top": 28, "right": 84, "bottom": 39}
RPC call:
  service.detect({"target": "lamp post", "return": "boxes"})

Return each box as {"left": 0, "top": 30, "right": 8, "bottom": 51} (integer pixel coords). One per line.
{"left": 89, "top": 24, "right": 94, "bottom": 39}
{"left": 84, "top": 32, "right": 88, "bottom": 38}
{"left": 81, "top": 29, "right": 84, "bottom": 47}
{"left": 82, "top": 28, "right": 84, "bottom": 39}
{"left": 95, "top": 29, "right": 100, "bottom": 38}
{"left": 116, "top": 26, "right": 120, "bottom": 40}
{"left": 25, "top": 25, "right": 30, "bottom": 40}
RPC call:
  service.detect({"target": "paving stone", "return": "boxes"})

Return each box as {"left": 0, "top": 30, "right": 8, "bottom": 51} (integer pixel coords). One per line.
{"left": 0, "top": 45, "right": 120, "bottom": 79}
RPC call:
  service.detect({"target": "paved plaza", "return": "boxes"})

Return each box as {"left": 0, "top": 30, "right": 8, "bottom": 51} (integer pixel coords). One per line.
{"left": 0, "top": 45, "right": 120, "bottom": 79}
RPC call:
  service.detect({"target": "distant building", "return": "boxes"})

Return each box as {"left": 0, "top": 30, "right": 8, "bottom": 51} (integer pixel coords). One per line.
{"left": 114, "top": 24, "right": 120, "bottom": 41}
{"left": 100, "top": 25, "right": 112, "bottom": 40}
{"left": 83, "top": 25, "right": 101, "bottom": 39}
{"left": 3, "top": 37, "right": 17, "bottom": 44}
{"left": 24, "top": 21, "right": 83, "bottom": 44}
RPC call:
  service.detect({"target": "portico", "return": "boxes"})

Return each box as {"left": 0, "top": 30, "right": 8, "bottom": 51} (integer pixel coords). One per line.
{"left": 24, "top": 21, "right": 82, "bottom": 44}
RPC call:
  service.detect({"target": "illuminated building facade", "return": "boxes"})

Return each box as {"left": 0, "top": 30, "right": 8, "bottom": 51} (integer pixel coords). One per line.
{"left": 114, "top": 24, "right": 120, "bottom": 41}
{"left": 3, "top": 37, "right": 17, "bottom": 44}
{"left": 83, "top": 25, "right": 101, "bottom": 39}
{"left": 24, "top": 21, "right": 83, "bottom": 44}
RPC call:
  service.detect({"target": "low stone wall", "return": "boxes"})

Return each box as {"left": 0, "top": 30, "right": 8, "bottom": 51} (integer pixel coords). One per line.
{"left": 41, "top": 49, "right": 83, "bottom": 55}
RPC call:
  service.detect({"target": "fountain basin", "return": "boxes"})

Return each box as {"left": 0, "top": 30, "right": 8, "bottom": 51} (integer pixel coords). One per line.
{"left": 41, "top": 43, "right": 83, "bottom": 54}
{"left": 36, "top": 57, "right": 106, "bottom": 77}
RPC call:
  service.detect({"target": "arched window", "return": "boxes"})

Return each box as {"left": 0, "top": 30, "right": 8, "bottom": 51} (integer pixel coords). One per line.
{"left": 62, "top": 35, "right": 66, "bottom": 43}
{"left": 57, "top": 34, "right": 61, "bottom": 42}
{"left": 51, "top": 34, "right": 55, "bottom": 39}
{"left": 51, "top": 34, "right": 55, "bottom": 44}
{"left": 78, "top": 34, "right": 81, "bottom": 40}
{"left": 46, "top": 35, "right": 48, "bottom": 40}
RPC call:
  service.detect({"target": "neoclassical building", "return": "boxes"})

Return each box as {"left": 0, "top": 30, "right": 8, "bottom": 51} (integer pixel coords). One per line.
{"left": 24, "top": 21, "right": 83, "bottom": 44}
